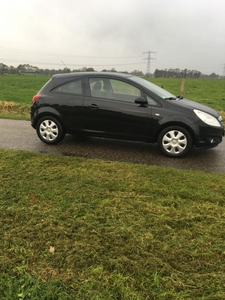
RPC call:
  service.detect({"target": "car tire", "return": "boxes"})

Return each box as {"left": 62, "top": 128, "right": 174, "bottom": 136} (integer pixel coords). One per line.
{"left": 158, "top": 126, "right": 192, "bottom": 157}
{"left": 36, "top": 116, "right": 65, "bottom": 145}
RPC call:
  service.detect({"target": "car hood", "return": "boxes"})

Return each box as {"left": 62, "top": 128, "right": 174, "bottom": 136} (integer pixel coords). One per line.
{"left": 173, "top": 98, "right": 220, "bottom": 118}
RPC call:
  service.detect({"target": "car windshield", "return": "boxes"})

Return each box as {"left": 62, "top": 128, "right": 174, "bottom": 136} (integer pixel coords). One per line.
{"left": 129, "top": 76, "right": 176, "bottom": 99}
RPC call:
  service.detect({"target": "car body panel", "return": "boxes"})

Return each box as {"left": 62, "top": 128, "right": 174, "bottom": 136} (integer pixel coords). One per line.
{"left": 170, "top": 98, "right": 221, "bottom": 118}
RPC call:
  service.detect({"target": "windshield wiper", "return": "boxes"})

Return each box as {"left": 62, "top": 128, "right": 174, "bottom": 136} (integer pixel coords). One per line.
{"left": 165, "top": 96, "right": 183, "bottom": 100}
{"left": 164, "top": 97, "right": 176, "bottom": 100}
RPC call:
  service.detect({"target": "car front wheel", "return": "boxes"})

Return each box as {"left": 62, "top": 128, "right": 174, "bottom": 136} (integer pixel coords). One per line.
{"left": 36, "top": 116, "right": 65, "bottom": 144}
{"left": 158, "top": 126, "right": 192, "bottom": 157}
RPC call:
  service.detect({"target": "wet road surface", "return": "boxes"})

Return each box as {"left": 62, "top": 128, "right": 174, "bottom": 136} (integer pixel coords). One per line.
{"left": 0, "top": 119, "right": 224, "bottom": 173}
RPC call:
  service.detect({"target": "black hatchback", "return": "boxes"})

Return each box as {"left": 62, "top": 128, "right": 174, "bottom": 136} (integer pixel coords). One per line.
{"left": 31, "top": 72, "right": 224, "bottom": 157}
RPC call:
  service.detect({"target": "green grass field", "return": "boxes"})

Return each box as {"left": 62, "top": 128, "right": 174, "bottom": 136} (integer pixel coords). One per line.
{"left": 0, "top": 75, "right": 49, "bottom": 104}
{"left": 0, "top": 75, "right": 225, "bottom": 299}
{"left": 0, "top": 75, "right": 224, "bottom": 120}
{"left": 0, "top": 74, "right": 225, "bottom": 108}
{"left": 150, "top": 77, "right": 225, "bottom": 111}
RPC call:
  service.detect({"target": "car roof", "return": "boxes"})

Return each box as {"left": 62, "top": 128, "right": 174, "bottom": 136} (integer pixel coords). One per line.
{"left": 52, "top": 72, "right": 133, "bottom": 80}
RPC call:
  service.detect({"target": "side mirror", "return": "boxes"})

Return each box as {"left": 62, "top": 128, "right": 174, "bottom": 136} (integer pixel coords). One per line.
{"left": 135, "top": 97, "right": 147, "bottom": 105}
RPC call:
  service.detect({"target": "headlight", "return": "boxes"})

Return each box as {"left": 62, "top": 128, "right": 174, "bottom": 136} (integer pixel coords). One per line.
{"left": 193, "top": 109, "right": 221, "bottom": 127}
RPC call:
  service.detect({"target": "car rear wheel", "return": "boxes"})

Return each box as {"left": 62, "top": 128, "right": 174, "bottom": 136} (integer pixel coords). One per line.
{"left": 36, "top": 116, "right": 65, "bottom": 144}
{"left": 158, "top": 126, "right": 192, "bottom": 157}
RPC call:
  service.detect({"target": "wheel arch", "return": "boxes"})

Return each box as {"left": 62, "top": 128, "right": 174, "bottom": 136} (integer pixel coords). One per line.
{"left": 32, "top": 109, "right": 66, "bottom": 132}
{"left": 156, "top": 121, "right": 197, "bottom": 146}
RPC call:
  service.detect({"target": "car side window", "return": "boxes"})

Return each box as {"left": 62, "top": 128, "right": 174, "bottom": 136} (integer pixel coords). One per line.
{"left": 52, "top": 79, "right": 83, "bottom": 95}
{"left": 89, "top": 78, "right": 105, "bottom": 98}
{"left": 146, "top": 95, "right": 159, "bottom": 106}
{"left": 89, "top": 78, "right": 141, "bottom": 103}
{"left": 110, "top": 79, "right": 141, "bottom": 102}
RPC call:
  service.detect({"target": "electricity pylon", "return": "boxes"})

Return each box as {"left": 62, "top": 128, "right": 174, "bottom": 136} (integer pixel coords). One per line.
{"left": 143, "top": 51, "right": 156, "bottom": 77}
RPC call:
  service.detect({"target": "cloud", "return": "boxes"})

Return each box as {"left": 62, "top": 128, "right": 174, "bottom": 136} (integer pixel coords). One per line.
{"left": 0, "top": 0, "right": 225, "bottom": 74}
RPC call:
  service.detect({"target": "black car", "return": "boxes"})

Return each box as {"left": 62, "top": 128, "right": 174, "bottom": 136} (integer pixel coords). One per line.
{"left": 31, "top": 72, "right": 224, "bottom": 157}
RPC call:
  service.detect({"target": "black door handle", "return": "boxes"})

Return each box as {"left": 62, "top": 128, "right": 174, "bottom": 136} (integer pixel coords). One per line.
{"left": 88, "top": 104, "right": 99, "bottom": 109}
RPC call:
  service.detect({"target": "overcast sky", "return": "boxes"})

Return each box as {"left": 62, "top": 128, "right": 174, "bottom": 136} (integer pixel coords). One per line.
{"left": 0, "top": 0, "right": 225, "bottom": 75}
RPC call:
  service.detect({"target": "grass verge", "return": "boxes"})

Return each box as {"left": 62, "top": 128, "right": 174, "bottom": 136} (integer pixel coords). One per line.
{"left": 1, "top": 149, "right": 225, "bottom": 299}
{"left": 0, "top": 100, "right": 30, "bottom": 120}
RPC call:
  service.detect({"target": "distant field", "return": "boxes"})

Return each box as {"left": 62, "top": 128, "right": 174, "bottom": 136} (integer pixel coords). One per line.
{"left": 0, "top": 74, "right": 224, "bottom": 111}
{"left": 150, "top": 77, "right": 225, "bottom": 111}
{"left": 0, "top": 74, "right": 50, "bottom": 105}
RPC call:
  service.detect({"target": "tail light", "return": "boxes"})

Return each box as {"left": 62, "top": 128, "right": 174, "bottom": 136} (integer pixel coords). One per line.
{"left": 32, "top": 94, "right": 41, "bottom": 103}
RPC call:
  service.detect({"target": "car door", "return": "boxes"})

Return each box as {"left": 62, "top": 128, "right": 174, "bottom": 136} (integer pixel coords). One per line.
{"left": 82, "top": 76, "right": 154, "bottom": 141}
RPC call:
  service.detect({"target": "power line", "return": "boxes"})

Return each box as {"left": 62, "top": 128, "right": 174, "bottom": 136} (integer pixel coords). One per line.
{"left": 0, "top": 57, "right": 143, "bottom": 68}
{"left": 0, "top": 47, "right": 142, "bottom": 59}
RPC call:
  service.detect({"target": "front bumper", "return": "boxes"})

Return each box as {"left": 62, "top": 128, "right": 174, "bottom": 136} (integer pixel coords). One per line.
{"left": 193, "top": 122, "right": 224, "bottom": 148}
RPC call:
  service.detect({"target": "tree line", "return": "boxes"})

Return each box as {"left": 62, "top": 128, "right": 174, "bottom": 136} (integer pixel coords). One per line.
{"left": 154, "top": 68, "right": 201, "bottom": 78}
{"left": 0, "top": 63, "right": 145, "bottom": 76}
{"left": 0, "top": 63, "right": 221, "bottom": 78}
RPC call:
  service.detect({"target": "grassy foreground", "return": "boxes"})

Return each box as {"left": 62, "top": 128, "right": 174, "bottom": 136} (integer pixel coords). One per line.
{"left": 1, "top": 149, "right": 225, "bottom": 299}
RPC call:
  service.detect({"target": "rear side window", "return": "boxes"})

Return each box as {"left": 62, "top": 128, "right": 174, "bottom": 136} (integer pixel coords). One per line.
{"left": 52, "top": 79, "right": 83, "bottom": 95}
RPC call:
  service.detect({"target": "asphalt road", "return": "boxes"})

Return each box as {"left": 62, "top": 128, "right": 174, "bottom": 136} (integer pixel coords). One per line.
{"left": 0, "top": 119, "right": 225, "bottom": 173}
